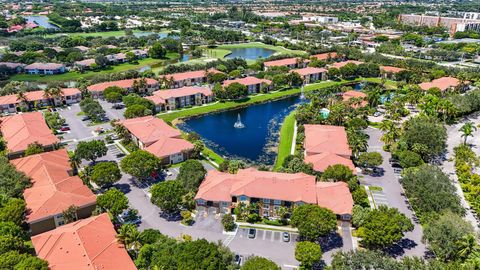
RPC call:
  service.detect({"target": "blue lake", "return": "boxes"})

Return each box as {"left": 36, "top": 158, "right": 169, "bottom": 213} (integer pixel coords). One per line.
{"left": 225, "top": 47, "right": 276, "bottom": 60}
{"left": 179, "top": 96, "right": 307, "bottom": 164}
{"left": 24, "top": 15, "right": 59, "bottom": 29}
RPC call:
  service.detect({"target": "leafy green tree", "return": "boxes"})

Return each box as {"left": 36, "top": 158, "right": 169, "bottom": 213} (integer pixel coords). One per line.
{"left": 395, "top": 150, "right": 424, "bottom": 168}
{"left": 423, "top": 211, "right": 474, "bottom": 262}
{"left": 0, "top": 251, "right": 48, "bottom": 270}
{"left": 0, "top": 235, "right": 23, "bottom": 255}
{"left": 295, "top": 241, "right": 322, "bottom": 269}
{"left": 400, "top": 115, "right": 447, "bottom": 161}
{"left": 227, "top": 159, "right": 247, "bottom": 174}
{"left": 351, "top": 205, "right": 371, "bottom": 228}
{"left": 359, "top": 206, "right": 413, "bottom": 249}
{"left": 400, "top": 164, "right": 464, "bottom": 219}
{"left": 150, "top": 181, "right": 186, "bottom": 213}
{"left": 62, "top": 205, "right": 79, "bottom": 224}
{"left": 120, "top": 150, "right": 160, "bottom": 181}
{"left": 177, "top": 160, "right": 206, "bottom": 192}
{"left": 97, "top": 188, "right": 129, "bottom": 216}
{"left": 139, "top": 229, "right": 164, "bottom": 245}
{"left": 290, "top": 205, "right": 337, "bottom": 241}
{"left": 0, "top": 156, "right": 31, "bottom": 198}
{"left": 24, "top": 142, "right": 44, "bottom": 156}
{"left": 124, "top": 104, "right": 150, "bottom": 119}
{"left": 0, "top": 197, "right": 25, "bottom": 225}
{"left": 224, "top": 82, "right": 248, "bottom": 99}
{"left": 148, "top": 42, "right": 167, "bottom": 59}
{"left": 321, "top": 164, "right": 354, "bottom": 182}
{"left": 241, "top": 256, "right": 280, "bottom": 270}
{"left": 117, "top": 224, "right": 142, "bottom": 257}
{"left": 221, "top": 214, "right": 236, "bottom": 231}
{"left": 357, "top": 152, "right": 383, "bottom": 168}
{"left": 75, "top": 140, "right": 107, "bottom": 163}
{"left": 91, "top": 162, "right": 122, "bottom": 187}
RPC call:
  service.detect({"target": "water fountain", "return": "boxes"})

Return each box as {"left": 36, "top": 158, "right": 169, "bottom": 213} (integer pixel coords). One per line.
{"left": 300, "top": 85, "right": 306, "bottom": 99}
{"left": 234, "top": 113, "right": 245, "bottom": 129}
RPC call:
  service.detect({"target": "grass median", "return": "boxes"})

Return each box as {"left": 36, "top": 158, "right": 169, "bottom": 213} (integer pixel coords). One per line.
{"left": 274, "top": 111, "right": 296, "bottom": 170}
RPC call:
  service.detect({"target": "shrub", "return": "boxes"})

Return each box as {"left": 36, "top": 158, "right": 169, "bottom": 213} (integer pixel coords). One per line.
{"left": 221, "top": 214, "right": 236, "bottom": 231}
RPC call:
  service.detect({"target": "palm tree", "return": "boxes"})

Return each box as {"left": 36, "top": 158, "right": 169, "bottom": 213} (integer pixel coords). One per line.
{"left": 460, "top": 122, "right": 477, "bottom": 145}
{"left": 16, "top": 91, "right": 29, "bottom": 111}
{"left": 117, "top": 224, "right": 142, "bottom": 257}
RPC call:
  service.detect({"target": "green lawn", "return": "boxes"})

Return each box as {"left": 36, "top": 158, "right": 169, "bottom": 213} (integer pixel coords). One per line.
{"left": 45, "top": 30, "right": 170, "bottom": 38}
{"left": 274, "top": 111, "right": 296, "bottom": 170}
{"left": 362, "top": 77, "right": 398, "bottom": 89}
{"left": 10, "top": 55, "right": 178, "bottom": 83}
{"left": 158, "top": 80, "right": 340, "bottom": 123}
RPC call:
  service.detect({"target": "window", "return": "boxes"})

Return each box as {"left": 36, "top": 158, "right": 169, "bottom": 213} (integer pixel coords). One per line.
{"left": 274, "top": 205, "right": 280, "bottom": 213}
{"left": 221, "top": 201, "right": 228, "bottom": 207}
{"left": 197, "top": 199, "right": 205, "bottom": 205}
{"left": 274, "top": 200, "right": 281, "bottom": 205}
{"left": 239, "top": 196, "right": 247, "bottom": 201}
{"left": 263, "top": 204, "right": 270, "bottom": 210}
{"left": 263, "top": 198, "right": 270, "bottom": 204}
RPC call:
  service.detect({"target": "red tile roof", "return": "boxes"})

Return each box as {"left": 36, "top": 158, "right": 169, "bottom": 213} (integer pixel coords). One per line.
{"left": 380, "top": 66, "right": 405, "bottom": 73}
{"left": 11, "top": 149, "right": 96, "bottom": 222}
{"left": 87, "top": 78, "right": 158, "bottom": 93}
{"left": 304, "top": 124, "right": 354, "bottom": 173}
{"left": 329, "top": 60, "right": 363, "bottom": 69}
{"left": 75, "top": 59, "right": 95, "bottom": 66}
{"left": 195, "top": 168, "right": 353, "bottom": 215}
{"left": 161, "top": 68, "right": 221, "bottom": 82}
{"left": 32, "top": 213, "right": 137, "bottom": 270}
{"left": 290, "top": 67, "right": 327, "bottom": 76}
{"left": 0, "top": 62, "right": 25, "bottom": 69}
{"left": 316, "top": 182, "right": 353, "bottom": 215}
{"left": 120, "top": 116, "right": 193, "bottom": 158}
{"left": 146, "top": 86, "right": 213, "bottom": 105}
{"left": 263, "top": 57, "right": 310, "bottom": 67}
{"left": 0, "top": 112, "right": 59, "bottom": 153}
{"left": 312, "top": 52, "right": 337, "bottom": 61}
{"left": 223, "top": 76, "right": 272, "bottom": 87}
{"left": 418, "top": 76, "right": 460, "bottom": 91}
{"left": 342, "top": 90, "right": 367, "bottom": 107}
{"left": 0, "top": 89, "right": 80, "bottom": 106}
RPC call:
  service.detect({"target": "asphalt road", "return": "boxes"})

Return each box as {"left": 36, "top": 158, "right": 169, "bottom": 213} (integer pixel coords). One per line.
{"left": 360, "top": 127, "right": 427, "bottom": 258}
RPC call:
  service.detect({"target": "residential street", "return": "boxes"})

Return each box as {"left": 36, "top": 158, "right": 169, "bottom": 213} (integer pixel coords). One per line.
{"left": 360, "top": 127, "right": 427, "bottom": 258}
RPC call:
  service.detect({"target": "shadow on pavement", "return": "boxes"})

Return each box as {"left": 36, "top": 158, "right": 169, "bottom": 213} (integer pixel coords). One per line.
{"left": 384, "top": 238, "right": 418, "bottom": 258}
{"left": 318, "top": 232, "right": 343, "bottom": 252}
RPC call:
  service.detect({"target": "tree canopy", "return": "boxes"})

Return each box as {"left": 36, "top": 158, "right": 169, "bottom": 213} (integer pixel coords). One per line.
{"left": 120, "top": 150, "right": 160, "bottom": 180}
{"left": 290, "top": 204, "right": 337, "bottom": 241}
{"left": 91, "top": 162, "right": 122, "bottom": 187}
{"left": 75, "top": 140, "right": 108, "bottom": 163}
{"left": 241, "top": 256, "right": 280, "bottom": 270}
{"left": 150, "top": 181, "right": 186, "bottom": 213}
{"left": 97, "top": 188, "right": 129, "bottom": 216}
{"left": 177, "top": 160, "right": 206, "bottom": 192}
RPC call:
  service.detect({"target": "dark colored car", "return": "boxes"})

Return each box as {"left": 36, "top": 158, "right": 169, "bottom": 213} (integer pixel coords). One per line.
{"left": 248, "top": 228, "right": 256, "bottom": 239}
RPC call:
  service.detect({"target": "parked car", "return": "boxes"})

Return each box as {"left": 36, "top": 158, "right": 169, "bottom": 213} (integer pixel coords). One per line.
{"left": 118, "top": 209, "right": 141, "bottom": 225}
{"left": 112, "top": 104, "right": 124, "bottom": 109}
{"left": 282, "top": 232, "right": 290, "bottom": 242}
{"left": 116, "top": 152, "right": 126, "bottom": 158}
{"left": 81, "top": 116, "right": 90, "bottom": 121}
{"left": 164, "top": 169, "right": 173, "bottom": 177}
{"left": 60, "top": 126, "right": 70, "bottom": 131}
{"left": 234, "top": 255, "right": 243, "bottom": 266}
{"left": 248, "top": 228, "right": 256, "bottom": 239}
{"left": 373, "top": 111, "right": 382, "bottom": 117}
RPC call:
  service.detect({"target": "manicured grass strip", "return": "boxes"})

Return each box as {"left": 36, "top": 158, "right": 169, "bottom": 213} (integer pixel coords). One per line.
{"left": 275, "top": 111, "right": 296, "bottom": 170}
{"left": 369, "top": 186, "right": 383, "bottom": 191}
{"left": 362, "top": 77, "right": 398, "bottom": 89}
{"left": 158, "top": 80, "right": 340, "bottom": 123}
{"left": 10, "top": 56, "right": 177, "bottom": 82}
{"left": 202, "top": 147, "right": 225, "bottom": 166}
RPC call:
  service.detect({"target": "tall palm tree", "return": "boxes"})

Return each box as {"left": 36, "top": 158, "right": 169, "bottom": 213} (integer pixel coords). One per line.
{"left": 16, "top": 90, "right": 29, "bottom": 110}
{"left": 460, "top": 122, "right": 477, "bottom": 145}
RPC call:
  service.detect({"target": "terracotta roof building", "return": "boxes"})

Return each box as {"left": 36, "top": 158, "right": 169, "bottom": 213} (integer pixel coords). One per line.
{"left": 0, "top": 62, "right": 25, "bottom": 73}
{"left": 223, "top": 77, "right": 272, "bottom": 94}
{"left": 312, "top": 52, "right": 338, "bottom": 61}
{"left": 0, "top": 112, "right": 59, "bottom": 158}
{"left": 120, "top": 116, "right": 193, "bottom": 164}
{"left": 32, "top": 213, "right": 137, "bottom": 270}
{"left": 0, "top": 89, "right": 81, "bottom": 114}
{"left": 342, "top": 90, "right": 368, "bottom": 107}
{"left": 263, "top": 57, "right": 309, "bottom": 70}
{"left": 11, "top": 149, "right": 96, "bottom": 235}
{"left": 290, "top": 67, "right": 327, "bottom": 84}
{"left": 87, "top": 78, "right": 159, "bottom": 98}
{"left": 161, "top": 68, "right": 222, "bottom": 88}
{"left": 329, "top": 60, "right": 363, "bottom": 69}
{"left": 195, "top": 168, "right": 353, "bottom": 219}
{"left": 304, "top": 124, "right": 355, "bottom": 173}
{"left": 419, "top": 76, "right": 461, "bottom": 92}
{"left": 146, "top": 86, "right": 214, "bottom": 111}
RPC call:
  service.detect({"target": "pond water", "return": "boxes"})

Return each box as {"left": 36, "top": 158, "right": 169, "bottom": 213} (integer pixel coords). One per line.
{"left": 225, "top": 47, "right": 276, "bottom": 60}
{"left": 24, "top": 15, "right": 59, "bottom": 29}
{"left": 134, "top": 32, "right": 170, "bottom": 38}
{"left": 178, "top": 96, "right": 308, "bottom": 164}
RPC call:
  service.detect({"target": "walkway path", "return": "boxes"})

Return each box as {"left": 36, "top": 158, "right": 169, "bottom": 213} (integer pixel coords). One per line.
{"left": 360, "top": 127, "right": 427, "bottom": 258}
{"left": 444, "top": 114, "right": 480, "bottom": 231}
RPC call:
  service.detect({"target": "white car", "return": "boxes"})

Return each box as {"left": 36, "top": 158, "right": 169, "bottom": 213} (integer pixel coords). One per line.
{"left": 165, "top": 170, "right": 173, "bottom": 177}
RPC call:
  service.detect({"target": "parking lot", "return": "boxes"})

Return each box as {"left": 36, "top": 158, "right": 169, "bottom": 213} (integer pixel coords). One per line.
{"left": 236, "top": 227, "right": 299, "bottom": 243}
{"left": 370, "top": 189, "right": 389, "bottom": 207}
